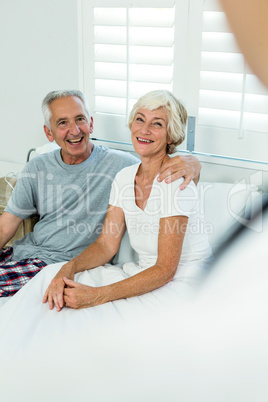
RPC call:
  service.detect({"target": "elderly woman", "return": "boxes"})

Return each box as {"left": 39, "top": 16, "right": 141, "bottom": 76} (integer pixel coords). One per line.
{"left": 44, "top": 90, "right": 211, "bottom": 310}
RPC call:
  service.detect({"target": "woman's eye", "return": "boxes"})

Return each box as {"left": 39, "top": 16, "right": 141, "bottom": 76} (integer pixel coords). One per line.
{"left": 136, "top": 117, "right": 144, "bottom": 122}
{"left": 153, "top": 122, "right": 162, "bottom": 128}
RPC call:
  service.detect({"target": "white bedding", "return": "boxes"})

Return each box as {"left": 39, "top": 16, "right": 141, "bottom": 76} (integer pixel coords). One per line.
{"left": 0, "top": 181, "right": 263, "bottom": 402}
{"left": 0, "top": 259, "right": 206, "bottom": 402}
{"left": 1, "top": 211, "right": 268, "bottom": 402}
{"left": 0, "top": 259, "right": 202, "bottom": 332}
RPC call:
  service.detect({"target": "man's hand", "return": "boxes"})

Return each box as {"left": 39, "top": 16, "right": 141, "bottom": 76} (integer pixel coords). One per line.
{"left": 42, "top": 264, "right": 75, "bottom": 312}
{"left": 158, "top": 155, "right": 201, "bottom": 190}
{"left": 63, "top": 277, "right": 102, "bottom": 309}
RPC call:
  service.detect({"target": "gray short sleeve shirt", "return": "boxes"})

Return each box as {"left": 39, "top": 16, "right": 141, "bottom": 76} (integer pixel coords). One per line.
{"left": 5, "top": 145, "right": 138, "bottom": 264}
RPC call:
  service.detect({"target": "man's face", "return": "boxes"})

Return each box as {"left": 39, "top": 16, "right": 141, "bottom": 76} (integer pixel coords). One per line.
{"left": 44, "top": 96, "right": 93, "bottom": 164}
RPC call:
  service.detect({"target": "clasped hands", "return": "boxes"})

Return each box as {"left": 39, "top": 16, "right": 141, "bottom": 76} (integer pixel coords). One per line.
{"left": 42, "top": 265, "right": 100, "bottom": 311}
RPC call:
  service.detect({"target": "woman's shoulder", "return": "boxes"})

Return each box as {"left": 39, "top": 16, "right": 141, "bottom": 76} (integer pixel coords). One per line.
{"left": 156, "top": 178, "right": 199, "bottom": 216}
{"left": 114, "top": 163, "right": 140, "bottom": 181}
{"left": 157, "top": 176, "right": 197, "bottom": 195}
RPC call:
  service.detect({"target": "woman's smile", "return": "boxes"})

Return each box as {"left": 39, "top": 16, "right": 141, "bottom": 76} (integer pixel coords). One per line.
{"left": 136, "top": 137, "right": 154, "bottom": 144}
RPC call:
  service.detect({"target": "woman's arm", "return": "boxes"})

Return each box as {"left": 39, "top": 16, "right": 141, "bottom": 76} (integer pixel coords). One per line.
{"left": 43, "top": 205, "right": 126, "bottom": 311}
{"left": 62, "top": 215, "right": 188, "bottom": 309}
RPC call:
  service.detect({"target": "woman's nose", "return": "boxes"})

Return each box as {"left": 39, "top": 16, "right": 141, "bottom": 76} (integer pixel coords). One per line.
{"left": 140, "top": 122, "right": 151, "bottom": 134}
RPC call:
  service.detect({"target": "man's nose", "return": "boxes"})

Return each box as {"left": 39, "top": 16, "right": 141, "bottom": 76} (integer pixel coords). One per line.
{"left": 69, "top": 121, "right": 80, "bottom": 135}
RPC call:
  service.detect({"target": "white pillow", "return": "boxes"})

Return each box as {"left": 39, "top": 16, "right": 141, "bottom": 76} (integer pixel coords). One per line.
{"left": 198, "top": 182, "right": 261, "bottom": 250}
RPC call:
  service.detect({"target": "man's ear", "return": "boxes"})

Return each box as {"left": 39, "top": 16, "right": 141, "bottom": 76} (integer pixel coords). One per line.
{"left": 89, "top": 117, "right": 94, "bottom": 134}
{"left": 44, "top": 125, "right": 54, "bottom": 143}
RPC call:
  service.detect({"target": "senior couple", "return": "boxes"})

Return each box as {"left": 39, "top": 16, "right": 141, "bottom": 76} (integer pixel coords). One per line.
{"left": 0, "top": 89, "right": 211, "bottom": 309}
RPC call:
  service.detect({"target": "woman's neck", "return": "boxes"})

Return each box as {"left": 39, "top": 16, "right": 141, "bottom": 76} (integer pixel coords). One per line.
{"left": 138, "top": 154, "right": 169, "bottom": 182}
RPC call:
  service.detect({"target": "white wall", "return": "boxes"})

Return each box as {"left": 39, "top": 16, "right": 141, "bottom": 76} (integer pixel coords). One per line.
{"left": 0, "top": 0, "right": 80, "bottom": 165}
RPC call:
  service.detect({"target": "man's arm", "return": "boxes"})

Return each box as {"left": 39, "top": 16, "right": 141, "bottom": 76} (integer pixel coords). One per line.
{"left": 157, "top": 155, "right": 201, "bottom": 189}
{"left": 0, "top": 212, "right": 23, "bottom": 249}
{"left": 220, "top": 0, "right": 268, "bottom": 88}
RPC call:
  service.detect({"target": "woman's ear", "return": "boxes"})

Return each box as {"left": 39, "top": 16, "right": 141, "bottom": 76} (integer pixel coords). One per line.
{"left": 166, "top": 134, "right": 172, "bottom": 145}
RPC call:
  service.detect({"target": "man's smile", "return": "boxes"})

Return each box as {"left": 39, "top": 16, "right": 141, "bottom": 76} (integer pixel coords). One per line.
{"left": 67, "top": 137, "right": 84, "bottom": 144}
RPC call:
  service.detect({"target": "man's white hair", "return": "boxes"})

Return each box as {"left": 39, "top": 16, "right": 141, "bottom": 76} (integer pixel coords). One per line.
{"left": 41, "top": 89, "right": 91, "bottom": 129}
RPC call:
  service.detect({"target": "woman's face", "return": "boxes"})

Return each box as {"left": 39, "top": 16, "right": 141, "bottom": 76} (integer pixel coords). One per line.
{"left": 131, "top": 107, "right": 171, "bottom": 159}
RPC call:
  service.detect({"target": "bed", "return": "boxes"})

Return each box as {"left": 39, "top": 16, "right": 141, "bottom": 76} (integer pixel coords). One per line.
{"left": 0, "top": 157, "right": 263, "bottom": 402}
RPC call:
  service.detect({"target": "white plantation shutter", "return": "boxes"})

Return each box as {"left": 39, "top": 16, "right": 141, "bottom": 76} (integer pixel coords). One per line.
{"left": 195, "top": 0, "right": 268, "bottom": 161}
{"left": 93, "top": 5, "right": 175, "bottom": 117}
{"left": 80, "top": 0, "right": 268, "bottom": 161}
{"left": 80, "top": 1, "right": 175, "bottom": 146}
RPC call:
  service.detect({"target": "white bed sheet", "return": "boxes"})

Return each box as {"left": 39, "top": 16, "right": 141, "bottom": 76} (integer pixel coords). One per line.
{"left": 1, "top": 218, "right": 268, "bottom": 402}
{"left": 0, "top": 259, "right": 205, "bottom": 402}
{"left": 0, "top": 179, "right": 264, "bottom": 402}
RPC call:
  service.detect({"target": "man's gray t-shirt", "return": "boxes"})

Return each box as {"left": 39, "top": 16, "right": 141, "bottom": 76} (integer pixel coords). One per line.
{"left": 5, "top": 145, "right": 138, "bottom": 265}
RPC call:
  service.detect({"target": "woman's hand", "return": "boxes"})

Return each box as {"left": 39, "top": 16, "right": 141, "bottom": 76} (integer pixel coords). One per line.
{"left": 42, "top": 263, "right": 75, "bottom": 312}
{"left": 63, "top": 277, "right": 103, "bottom": 309}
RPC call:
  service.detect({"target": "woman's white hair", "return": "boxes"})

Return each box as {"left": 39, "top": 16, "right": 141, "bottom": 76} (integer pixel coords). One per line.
{"left": 128, "top": 90, "right": 187, "bottom": 154}
{"left": 41, "top": 90, "right": 91, "bottom": 129}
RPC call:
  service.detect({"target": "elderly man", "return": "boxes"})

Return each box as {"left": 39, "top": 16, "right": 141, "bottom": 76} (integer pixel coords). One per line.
{"left": 0, "top": 89, "right": 201, "bottom": 297}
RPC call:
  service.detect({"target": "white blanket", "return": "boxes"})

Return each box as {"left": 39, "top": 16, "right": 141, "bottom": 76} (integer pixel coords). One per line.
{"left": 1, "top": 216, "right": 268, "bottom": 402}
{"left": 0, "top": 179, "right": 264, "bottom": 402}
{"left": 0, "top": 259, "right": 206, "bottom": 402}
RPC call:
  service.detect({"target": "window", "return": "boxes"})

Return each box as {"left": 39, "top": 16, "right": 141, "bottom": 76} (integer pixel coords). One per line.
{"left": 79, "top": 0, "right": 176, "bottom": 148}
{"left": 79, "top": 0, "right": 268, "bottom": 162}
{"left": 195, "top": 0, "right": 268, "bottom": 162}
{"left": 94, "top": 6, "right": 174, "bottom": 115}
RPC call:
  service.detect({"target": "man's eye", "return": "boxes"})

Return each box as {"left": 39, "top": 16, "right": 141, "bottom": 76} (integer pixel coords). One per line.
{"left": 58, "top": 121, "right": 67, "bottom": 126}
{"left": 77, "top": 117, "right": 86, "bottom": 122}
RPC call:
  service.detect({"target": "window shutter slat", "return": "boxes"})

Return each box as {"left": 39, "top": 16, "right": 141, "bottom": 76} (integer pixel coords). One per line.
{"left": 130, "top": 8, "right": 174, "bottom": 27}
{"left": 200, "top": 71, "right": 243, "bottom": 93}
{"left": 203, "top": 11, "right": 231, "bottom": 33}
{"left": 95, "top": 62, "right": 127, "bottom": 80}
{"left": 94, "top": 26, "right": 126, "bottom": 44}
{"left": 94, "top": 8, "right": 126, "bottom": 25}
{"left": 94, "top": 44, "right": 126, "bottom": 63}
{"left": 200, "top": 90, "right": 242, "bottom": 112}
{"left": 202, "top": 32, "right": 240, "bottom": 53}
{"left": 201, "top": 52, "right": 245, "bottom": 74}
{"left": 130, "top": 46, "right": 174, "bottom": 65}
{"left": 95, "top": 96, "right": 126, "bottom": 115}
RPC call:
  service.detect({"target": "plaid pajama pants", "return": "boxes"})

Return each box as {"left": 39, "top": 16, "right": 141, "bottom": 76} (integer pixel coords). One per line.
{"left": 0, "top": 247, "right": 47, "bottom": 297}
